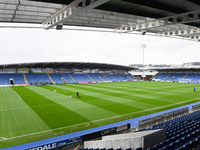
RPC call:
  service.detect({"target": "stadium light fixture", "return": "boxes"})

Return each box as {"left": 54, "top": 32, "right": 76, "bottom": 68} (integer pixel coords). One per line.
{"left": 141, "top": 44, "right": 146, "bottom": 81}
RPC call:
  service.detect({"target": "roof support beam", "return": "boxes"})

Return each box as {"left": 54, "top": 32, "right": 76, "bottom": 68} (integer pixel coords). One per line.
{"left": 159, "top": 28, "right": 200, "bottom": 37}
{"left": 158, "top": 28, "right": 200, "bottom": 41}
{"left": 43, "top": 0, "right": 109, "bottom": 29}
{"left": 115, "top": 10, "right": 200, "bottom": 33}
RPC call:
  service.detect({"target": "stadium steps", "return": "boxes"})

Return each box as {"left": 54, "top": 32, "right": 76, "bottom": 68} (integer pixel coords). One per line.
{"left": 102, "top": 74, "right": 112, "bottom": 81}
{"left": 127, "top": 76, "right": 134, "bottom": 80}
{"left": 151, "top": 73, "right": 159, "bottom": 80}
{"left": 179, "top": 73, "right": 188, "bottom": 82}
{"left": 86, "top": 73, "right": 95, "bottom": 82}
{"left": 130, "top": 75, "right": 138, "bottom": 80}
{"left": 68, "top": 74, "right": 77, "bottom": 83}
{"left": 99, "top": 76, "right": 105, "bottom": 81}
{"left": 56, "top": 74, "right": 64, "bottom": 84}
{"left": 60, "top": 77, "right": 67, "bottom": 83}
{"left": 118, "top": 74, "right": 125, "bottom": 80}
{"left": 47, "top": 73, "right": 55, "bottom": 84}
{"left": 169, "top": 77, "right": 175, "bottom": 81}
{"left": 162, "top": 73, "right": 171, "bottom": 81}
{"left": 23, "top": 73, "right": 29, "bottom": 85}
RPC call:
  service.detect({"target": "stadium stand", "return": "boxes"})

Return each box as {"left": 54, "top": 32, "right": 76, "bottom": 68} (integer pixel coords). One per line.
{"left": 163, "top": 73, "right": 186, "bottom": 82}
{"left": 70, "top": 74, "right": 94, "bottom": 83}
{"left": 99, "top": 74, "right": 111, "bottom": 82}
{"left": 119, "top": 74, "right": 137, "bottom": 81}
{"left": 145, "top": 111, "right": 200, "bottom": 150}
{"left": 181, "top": 74, "right": 200, "bottom": 83}
{"left": 153, "top": 73, "right": 169, "bottom": 81}
{"left": 0, "top": 73, "right": 137, "bottom": 86}
{"left": 78, "top": 110, "right": 200, "bottom": 150}
{"left": 26, "top": 73, "right": 52, "bottom": 85}
{"left": 87, "top": 73, "right": 103, "bottom": 82}
{"left": 0, "top": 73, "right": 25, "bottom": 85}
{"left": 105, "top": 74, "right": 124, "bottom": 82}
{"left": 2, "top": 72, "right": 200, "bottom": 86}
{"left": 49, "top": 73, "right": 63, "bottom": 84}
{"left": 57, "top": 73, "right": 75, "bottom": 83}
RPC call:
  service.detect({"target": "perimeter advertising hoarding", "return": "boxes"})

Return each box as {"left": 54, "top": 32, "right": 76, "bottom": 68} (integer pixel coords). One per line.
{"left": 18, "top": 68, "right": 30, "bottom": 73}
{"left": 44, "top": 68, "right": 54, "bottom": 73}
{"left": 63, "top": 69, "right": 73, "bottom": 73}
{"left": 139, "top": 107, "right": 189, "bottom": 125}
{"left": 192, "top": 103, "right": 200, "bottom": 110}
{"left": 21, "top": 123, "right": 130, "bottom": 150}
{"left": 116, "top": 124, "right": 129, "bottom": 132}
{"left": 91, "top": 69, "right": 98, "bottom": 73}
{"left": 83, "top": 123, "right": 130, "bottom": 141}
{"left": 31, "top": 68, "right": 42, "bottom": 73}
{"left": 25, "top": 136, "right": 82, "bottom": 150}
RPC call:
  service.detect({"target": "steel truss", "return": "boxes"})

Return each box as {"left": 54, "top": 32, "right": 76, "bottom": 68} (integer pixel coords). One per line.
{"left": 43, "top": 0, "right": 109, "bottom": 29}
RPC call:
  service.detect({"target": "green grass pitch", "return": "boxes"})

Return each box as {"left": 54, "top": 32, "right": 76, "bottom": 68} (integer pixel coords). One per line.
{"left": 0, "top": 81, "right": 200, "bottom": 148}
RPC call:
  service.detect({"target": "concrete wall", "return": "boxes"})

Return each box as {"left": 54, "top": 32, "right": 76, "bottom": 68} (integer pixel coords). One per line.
{"left": 142, "top": 129, "right": 165, "bottom": 150}
{"left": 85, "top": 137, "right": 141, "bottom": 150}
{"left": 84, "top": 129, "right": 165, "bottom": 150}
{"left": 102, "top": 130, "right": 159, "bottom": 140}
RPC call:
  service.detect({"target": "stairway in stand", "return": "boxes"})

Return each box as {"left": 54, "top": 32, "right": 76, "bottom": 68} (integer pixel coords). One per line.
{"left": 23, "top": 73, "right": 29, "bottom": 85}
{"left": 86, "top": 73, "right": 95, "bottom": 82}
{"left": 68, "top": 74, "right": 77, "bottom": 83}
{"left": 47, "top": 73, "right": 55, "bottom": 84}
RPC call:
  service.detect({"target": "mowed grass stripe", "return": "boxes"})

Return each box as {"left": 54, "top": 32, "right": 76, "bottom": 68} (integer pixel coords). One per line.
{"left": 54, "top": 84, "right": 156, "bottom": 110}
{"left": 61, "top": 82, "right": 199, "bottom": 109}
{"left": 28, "top": 86, "right": 118, "bottom": 121}
{"left": 43, "top": 85, "right": 142, "bottom": 114}
{"left": 103, "top": 84, "right": 194, "bottom": 102}
{"left": 12, "top": 86, "right": 90, "bottom": 129}
{"left": 89, "top": 81, "right": 193, "bottom": 95}
{"left": 85, "top": 82, "right": 198, "bottom": 102}
{"left": 67, "top": 83, "right": 180, "bottom": 104}
{"left": 62, "top": 84, "right": 171, "bottom": 107}
{"left": 1, "top": 81, "right": 200, "bottom": 149}
{"left": 0, "top": 87, "right": 52, "bottom": 142}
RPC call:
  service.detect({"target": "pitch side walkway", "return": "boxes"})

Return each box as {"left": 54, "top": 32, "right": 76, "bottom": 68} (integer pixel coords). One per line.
{"left": 2, "top": 101, "right": 200, "bottom": 150}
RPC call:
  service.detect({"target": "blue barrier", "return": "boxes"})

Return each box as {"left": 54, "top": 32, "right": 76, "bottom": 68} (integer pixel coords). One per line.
{"left": 2, "top": 101, "right": 200, "bottom": 150}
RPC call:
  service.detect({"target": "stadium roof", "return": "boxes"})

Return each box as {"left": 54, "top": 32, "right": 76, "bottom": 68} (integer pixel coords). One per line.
{"left": 155, "top": 68, "right": 200, "bottom": 72}
{"left": 0, "top": 62, "right": 136, "bottom": 71}
{"left": 1, "top": 0, "right": 200, "bottom": 41}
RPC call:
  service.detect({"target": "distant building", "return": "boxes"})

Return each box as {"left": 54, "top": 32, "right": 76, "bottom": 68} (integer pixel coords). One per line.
{"left": 129, "top": 62, "right": 200, "bottom": 79}
{"left": 183, "top": 62, "right": 200, "bottom": 68}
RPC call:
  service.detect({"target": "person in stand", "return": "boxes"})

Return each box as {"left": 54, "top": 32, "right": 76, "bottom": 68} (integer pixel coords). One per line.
{"left": 194, "top": 87, "right": 196, "bottom": 92}
{"left": 77, "top": 91, "right": 80, "bottom": 98}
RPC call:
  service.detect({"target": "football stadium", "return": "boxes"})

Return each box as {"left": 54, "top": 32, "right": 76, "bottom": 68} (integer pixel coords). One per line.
{"left": 1, "top": 0, "right": 200, "bottom": 150}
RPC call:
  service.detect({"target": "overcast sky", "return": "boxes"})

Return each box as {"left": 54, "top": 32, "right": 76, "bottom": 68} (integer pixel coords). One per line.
{"left": 0, "top": 23, "right": 200, "bottom": 66}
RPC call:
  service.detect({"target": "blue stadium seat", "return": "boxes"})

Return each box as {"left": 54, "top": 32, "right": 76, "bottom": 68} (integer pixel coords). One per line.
{"left": 135, "top": 148, "right": 142, "bottom": 150}
{"left": 169, "top": 142, "right": 178, "bottom": 149}
{"left": 146, "top": 148, "right": 154, "bottom": 150}
{"left": 153, "top": 144, "right": 162, "bottom": 149}
{"left": 162, "top": 145, "right": 171, "bottom": 150}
